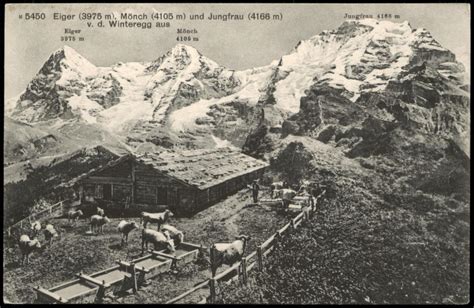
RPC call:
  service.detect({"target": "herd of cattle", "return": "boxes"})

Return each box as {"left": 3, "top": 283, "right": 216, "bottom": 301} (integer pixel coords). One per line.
{"left": 15, "top": 180, "right": 322, "bottom": 277}
{"left": 16, "top": 208, "right": 253, "bottom": 275}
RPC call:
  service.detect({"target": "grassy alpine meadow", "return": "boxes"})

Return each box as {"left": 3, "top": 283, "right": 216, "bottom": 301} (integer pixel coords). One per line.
{"left": 3, "top": 188, "right": 289, "bottom": 304}
{"left": 216, "top": 139, "right": 470, "bottom": 304}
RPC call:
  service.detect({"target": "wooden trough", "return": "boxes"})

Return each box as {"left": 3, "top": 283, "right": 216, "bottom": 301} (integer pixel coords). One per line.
{"left": 34, "top": 241, "right": 202, "bottom": 304}
{"left": 132, "top": 254, "right": 173, "bottom": 284}
{"left": 151, "top": 242, "right": 202, "bottom": 268}
{"left": 34, "top": 280, "right": 99, "bottom": 304}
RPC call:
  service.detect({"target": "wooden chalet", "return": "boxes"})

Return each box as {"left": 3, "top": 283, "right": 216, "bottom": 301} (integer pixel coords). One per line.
{"left": 77, "top": 148, "right": 269, "bottom": 215}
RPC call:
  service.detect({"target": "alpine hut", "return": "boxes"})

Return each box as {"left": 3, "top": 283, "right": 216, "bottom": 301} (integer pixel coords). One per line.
{"left": 76, "top": 148, "right": 269, "bottom": 216}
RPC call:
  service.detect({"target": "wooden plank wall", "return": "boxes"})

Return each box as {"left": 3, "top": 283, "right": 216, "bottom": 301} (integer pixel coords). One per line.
{"left": 81, "top": 158, "right": 266, "bottom": 214}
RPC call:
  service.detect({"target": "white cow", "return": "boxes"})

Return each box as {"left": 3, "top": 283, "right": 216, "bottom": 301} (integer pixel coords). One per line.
{"left": 210, "top": 235, "right": 251, "bottom": 277}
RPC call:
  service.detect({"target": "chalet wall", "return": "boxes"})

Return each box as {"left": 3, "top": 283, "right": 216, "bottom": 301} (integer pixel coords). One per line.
{"left": 135, "top": 185, "right": 156, "bottom": 205}
{"left": 80, "top": 158, "right": 267, "bottom": 216}
{"left": 113, "top": 184, "right": 132, "bottom": 202}
{"left": 95, "top": 160, "right": 132, "bottom": 178}
{"left": 176, "top": 188, "right": 196, "bottom": 214}
{"left": 196, "top": 190, "right": 209, "bottom": 209}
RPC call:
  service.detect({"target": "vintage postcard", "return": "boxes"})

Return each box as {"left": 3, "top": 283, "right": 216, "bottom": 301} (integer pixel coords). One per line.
{"left": 3, "top": 3, "right": 470, "bottom": 305}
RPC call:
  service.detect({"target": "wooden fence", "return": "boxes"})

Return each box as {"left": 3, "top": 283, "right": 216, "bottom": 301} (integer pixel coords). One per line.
{"left": 4, "top": 199, "right": 72, "bottom": 236}
{"left": 165, "top": 190, "right": 326, "bottom": 304}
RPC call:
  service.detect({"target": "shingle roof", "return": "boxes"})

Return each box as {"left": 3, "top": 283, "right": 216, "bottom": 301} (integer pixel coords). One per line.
{"left": 136, "top": 148, "right": 269, "bottom": 190}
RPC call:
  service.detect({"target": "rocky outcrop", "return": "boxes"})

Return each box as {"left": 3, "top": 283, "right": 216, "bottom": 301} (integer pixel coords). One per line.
{"left": 6, "top": 19, "right": 470, "bottom": 163}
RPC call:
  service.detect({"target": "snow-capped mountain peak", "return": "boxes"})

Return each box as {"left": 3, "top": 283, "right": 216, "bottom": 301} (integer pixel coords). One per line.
{"left": 7, "top": 20, "right": 469, "bottom": 155}
{"left": 42, "top": 45, "right": 98, "bottom": 81}
{"left": 269, "top": 19, "right": 465, "bottom": 113}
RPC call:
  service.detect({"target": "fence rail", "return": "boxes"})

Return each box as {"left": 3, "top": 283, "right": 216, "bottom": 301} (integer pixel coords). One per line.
{"left": 5, "top": 199, "right": 71, "bottom": 235}
{"left": 165, "top": 190, "right": 326, "bottom": 304}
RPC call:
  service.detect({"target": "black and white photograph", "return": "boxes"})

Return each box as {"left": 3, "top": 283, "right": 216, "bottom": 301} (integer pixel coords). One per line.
{"left": 3, "top": 3, "right": 470, "bottom": 304}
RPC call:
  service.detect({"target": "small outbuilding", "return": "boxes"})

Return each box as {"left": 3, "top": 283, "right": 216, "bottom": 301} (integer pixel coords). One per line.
{"left": 76, "top": 148, "right": 269, "bottom": 216}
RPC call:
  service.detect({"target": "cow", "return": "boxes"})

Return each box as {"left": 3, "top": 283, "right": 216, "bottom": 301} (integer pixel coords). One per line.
{"left": 19, "top": 235, "right": 42, "bottom": 265}
{"left": 141, "top": 228, "right": 175, "bottom": 255}
{"left": 68, "top": 209, "right": 84, "bottom": 224}
{"left": 117, "top": 220, "right": 138, "bottom": 245}
{"left": 210, "top": 235, "right": 251, "bottom": 277}
{"left": 140, "top": 210, "right": 174, "bottom": 230}
{"left": 162, "top": 224, "right": 184, "bottom": 247}
{"left": 90, "top": 215, "right": 110, "bottom": 233}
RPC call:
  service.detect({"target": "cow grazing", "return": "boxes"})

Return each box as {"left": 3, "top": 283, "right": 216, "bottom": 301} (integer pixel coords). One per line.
{"left": 270, "top": 181, "right": 284, "bottom": 199}
{"left": 162, "top": 224, "right": 184, "bottom": 247}
{"left": 140, "top": 210, "right": 174, "bottom": 230}
{"left": 278, "top": 188, "right": 298, "bottom": 209}
{"left": 97, "top": 207, "right": 105, "bottom": 217}
{"left": 141, "top": 228, "right": 175, "bottom": 255}
{"left": 210, "top": 235, "right": 251, "bottom": 277}
{"left": 273, "top": 188, "right": 297, "bottom": 199}
{"left": 90, "top": 215, "right": 110, "bottom": 233}
{"left": 43, "top": 224, "right": 59, "bottom": 245}
{"left": 30, "top": 221, "right": 42, "bottom": 238}
{"left": 117, "top": 220, "right": 138, "bottom": 245}
{"left": 19, "top": 235, "right": 42, "bottom": 265}
{"left": 68, "top": 210, "right": 84, "bottom": 224}
{"left": 297, "top": 180, "right": 313, "bottom": 194}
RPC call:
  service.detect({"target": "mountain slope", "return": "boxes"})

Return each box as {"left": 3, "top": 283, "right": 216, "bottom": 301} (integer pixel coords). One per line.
{"left": 6, "top": 19, "right": 470, "bottom": 161}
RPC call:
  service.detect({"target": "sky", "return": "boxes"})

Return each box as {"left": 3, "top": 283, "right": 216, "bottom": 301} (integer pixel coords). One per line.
{"left": 4, "top": 3, "right": 471, "bottom": 99}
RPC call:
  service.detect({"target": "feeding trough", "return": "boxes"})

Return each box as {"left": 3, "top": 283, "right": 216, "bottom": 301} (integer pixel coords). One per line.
{"left": 259, "top": 198, "right": 283, "bottom": 206}
{"left": 125, "top": 254, "right": 172, "bottom": 284}
{"left": 151, "top": 242, "right": 202, "bottom": 268}
{"left": 288, "top": 203, "right": 302, "bottom": 212}
{"left": 34, "top": 241, "right": 204, "bottom": 304}
{"left": 34, "top": 279, "right": 100, "bottom": 304}
{"left": 292, "top": 195, "right": 310, "bottom": 206}
{"left": 83, "top": 266, "right": 133, "bottom": 297}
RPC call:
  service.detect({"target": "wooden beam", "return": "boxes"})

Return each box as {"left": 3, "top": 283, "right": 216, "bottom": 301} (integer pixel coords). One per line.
{"left": 209, "top": 278, "right": 216, "bottom": 304}
{"left": 35, "top": 287, "right": 68, "bottom": 304}
{"left": 84, "top": 176, "right": 132, "bottom": 185}
{"left": 131, "top": 261, "right": 138, "bottom": 293}
{"left": 165, "top": 279, "right": 209, "bottom": 304}
{"left": 152, "top": 250, "right": 178, "bottom": 261}
{"left": 214, "top": 262, "right": 241, "bottom": 281}
{"left": 241, "top": 258, "right": 248, "bottom": 284}
{"left": 75, "top": 273, "right": 111, "bottom": 288}
{"left": 116, "top": 260, "right": 150, "bottom": 273}
{"left": 257, "top": 246, "right": 263, "bottom": 271}
{"left": 131, "top": 161, "right": 136, "bottom": 205}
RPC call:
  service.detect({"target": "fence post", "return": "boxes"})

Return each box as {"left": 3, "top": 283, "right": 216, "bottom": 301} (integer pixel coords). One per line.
{"left": 209, "top": 278, "right": 216, "bottom": 304}
{"left": 131, "top": 262, "right": 137, "bottom": 293}
{"left": 210, "top": 246, "right": 215, "bottom": 279}
{"left": 290, "top": 218, "right": 295, "bottom": 230}
{"left": 257, "top": 246, "right": 263, "bottom": 271}
{"left": 241, "top": 258, "right": 248, "bottom": 285}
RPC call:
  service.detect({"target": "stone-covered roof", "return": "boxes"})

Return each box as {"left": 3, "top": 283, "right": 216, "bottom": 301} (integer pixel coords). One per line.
{"left": 136, "top": 148, "right": 269, "bottom": 190}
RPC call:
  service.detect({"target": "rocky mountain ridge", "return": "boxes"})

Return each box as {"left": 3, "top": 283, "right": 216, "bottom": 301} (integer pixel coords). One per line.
{"left": 5, "top": 19, "right": 470, "bottom": 165}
